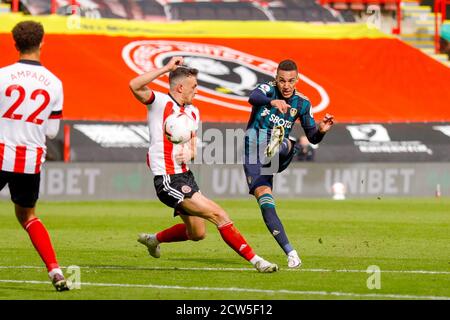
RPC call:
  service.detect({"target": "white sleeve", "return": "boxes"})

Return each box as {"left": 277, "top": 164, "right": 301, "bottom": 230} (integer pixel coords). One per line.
{"left": 46, "top": 81, "right": 63, "bottom": 139}
{"left": 54, "top": 82, "right": 63, "bottom": 111}
{"left": 144, "top": 90, "right": 156, "bottom": 109}
{"left": 191, "top": 108, "right": 200, "bottom": 131}
{"left": 45, "top": 119, "right": 60, "bottom": 139}
{"left": 49, "top": 81, "right": 63, "bottom": 119}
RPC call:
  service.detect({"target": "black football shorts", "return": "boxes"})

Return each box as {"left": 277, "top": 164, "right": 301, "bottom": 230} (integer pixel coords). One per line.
{"left": 153, "top": 170, "right": 199, "bottom": 216}
{"left": 0, "top": 170, "right": 40, "bottom": 208}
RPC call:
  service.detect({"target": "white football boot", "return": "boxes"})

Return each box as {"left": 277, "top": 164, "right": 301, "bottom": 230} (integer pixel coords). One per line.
{"left": 287, "top": 250, "right": 302, "bottom": 268}
{"left": 137, "top": 233, "right": 161, "bottom": 258}
{"left": 48, "top": 269, "right": 70, "bottom": 292}
{"left": 254, "top": 259, "right": 279, "bottom": 273}
{"left": 264, "top": 125, "right": 285, "bottom": 158}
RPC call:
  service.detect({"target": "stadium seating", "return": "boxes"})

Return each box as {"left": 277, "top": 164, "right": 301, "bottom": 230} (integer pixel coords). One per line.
{"left": 269, "top": 0, "right": 342, "bottom": 22}
{"left": 169, "top": 1, "right": 269, "bottom": 21}
{"left": 319, "top": 0, "right": 400, "bottom": 12}
{"left": 11, "top": 0, "right": 167, "bottom": 19}
{"left": 0, "top": 2, "right": 10, "bottom": 13}
{"left": 3, "top": 0, "right": 360, "bottom": 23}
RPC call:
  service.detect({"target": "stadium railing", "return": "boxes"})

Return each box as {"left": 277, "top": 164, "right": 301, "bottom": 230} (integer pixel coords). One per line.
{"left": 11, "top": 0, "right": 77, "bottom": 14}
{"left": 435, "top": 0, "right": 450, "bottom": 52}
{"left": 319, "top": 0, "right": 402, "bottom": 33}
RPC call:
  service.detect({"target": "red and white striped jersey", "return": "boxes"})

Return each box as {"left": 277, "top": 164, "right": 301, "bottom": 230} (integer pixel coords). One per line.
{"left": 0, "top": 60, "right": 63, "bottom": 174}
{"left": 146, "top": 91, "right": 200, "bottom": 176}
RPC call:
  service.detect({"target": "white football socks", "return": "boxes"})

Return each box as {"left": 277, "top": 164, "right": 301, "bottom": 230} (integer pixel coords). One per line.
{"left": 249, "top": 255, "right": 264, "bottom": 266}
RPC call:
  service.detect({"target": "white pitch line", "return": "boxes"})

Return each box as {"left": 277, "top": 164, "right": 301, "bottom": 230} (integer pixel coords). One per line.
{"left": 0, "top": 279, "right": 449, "bottom": 300}
{"left": 302, "top": 268, "right": 450, "bottom": 275}
{"left": 0, "top": 265, "right": 450, "bottom": 275}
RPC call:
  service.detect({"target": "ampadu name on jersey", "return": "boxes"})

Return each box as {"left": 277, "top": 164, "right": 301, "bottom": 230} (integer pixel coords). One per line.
{"left": 10, "top": 70, "right": 51, "bottom": 87}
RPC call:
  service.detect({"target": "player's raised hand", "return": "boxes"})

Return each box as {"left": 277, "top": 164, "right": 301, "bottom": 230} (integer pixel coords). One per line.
{"left": 270, "top": 100, "right": 290, "bottom": 114}
{"left": 165, "top": 56, "right": 184, "bottom": 72}
{"left": 318, "top": 113, "right": 335, "bottom": 133}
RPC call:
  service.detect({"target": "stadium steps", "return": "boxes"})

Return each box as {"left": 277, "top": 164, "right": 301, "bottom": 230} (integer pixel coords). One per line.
{"left": 402, "top": 5, "right": 433, "bottom": 15}
{"left": 420, "top": 48, "right": 450, "bottom": 66}
{"left": 406, "top": 12, "right": 440, "bottom": 19}
{"left": 401, "top": 0, "right": 422, "bottom": 4}
{"left": 400, "top": 3, "right": 449, "bottom": 67}
{"left": 401, "top": 33, "right": 435, "bottom": 40}
{"left": 420, "top": 48, "right": 449, "bottom": 60}
{"left": 405, "top": 40, "right": 435, "bottom": 48}
{"left": 0, "top": 3, "right": 10, "bottom": 13}
{"left": 414, "top": 26, "right": 437, "bottom": 34}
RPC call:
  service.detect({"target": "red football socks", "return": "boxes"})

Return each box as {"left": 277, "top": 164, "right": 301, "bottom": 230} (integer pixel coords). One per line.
{"left": 218, "top": 222, "right": 256, "bottom": 261}
{"left": 156, "top": 223, "right": 189, "bottom": 242}
{"left": 23, "top": 218, "right": 59, "bottom": 272}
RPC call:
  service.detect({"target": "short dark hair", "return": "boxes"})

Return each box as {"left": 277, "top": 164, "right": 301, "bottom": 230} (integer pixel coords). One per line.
{"left": 12, "top": 21, "right": 44, "bottom": 54}
{"left": 169, "top": 66, "right": 199, "bottom": 87}
{"left": 277, "top": 59, "right": 298, "bottom": 73}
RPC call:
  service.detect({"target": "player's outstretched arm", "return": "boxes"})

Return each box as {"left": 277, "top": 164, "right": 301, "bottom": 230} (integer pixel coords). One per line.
{"left": 248, "top": 87, "right": 272, "bottom": 107}
{"left": 302, "top": 113, "right": 335, "bottom": 144}
{"left": 129, "top": 56, "right": 184, "bottom": 104}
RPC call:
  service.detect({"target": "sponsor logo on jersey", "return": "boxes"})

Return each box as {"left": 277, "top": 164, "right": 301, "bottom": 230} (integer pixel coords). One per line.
{"left": 269, "top": 114, "right": 293, "bottom": 129}
{"left": 260, "top": 108, "right": 270, "bottom": 117}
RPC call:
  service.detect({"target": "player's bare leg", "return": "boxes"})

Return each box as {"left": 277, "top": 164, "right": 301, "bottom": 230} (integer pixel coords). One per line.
{"left": 254, "top": 186, "right": 301, "bottom": 268}
{"left": 180, "top": 192, "right": 278, "bottom": 273}
{"left": 138, "top": 193, "right": 278, "bottom": 272}
{"left": 15, "top": 205, "right": 70, "bottom": 291}
{"left": 180, "top": 215, "right": 206, "bottom": 241}
{"left": 138, "top": 215, "right": 206, "bottom": 258}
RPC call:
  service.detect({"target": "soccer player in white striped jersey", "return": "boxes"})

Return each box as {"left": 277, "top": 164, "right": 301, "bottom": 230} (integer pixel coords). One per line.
{"left": 0, "top": 21, "right": 69, "bottom": 291}
{"left": 130, "top": 56, "right": 278, "bottom": 273}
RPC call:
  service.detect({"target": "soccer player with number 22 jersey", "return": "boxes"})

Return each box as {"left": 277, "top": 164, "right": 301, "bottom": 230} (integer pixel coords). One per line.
{"left": 0, "top": 21, "right": 69, "bottom": 291}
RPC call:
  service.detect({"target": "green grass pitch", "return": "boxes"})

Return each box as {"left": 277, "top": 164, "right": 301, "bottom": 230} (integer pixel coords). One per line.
{"left": 0, "top": 199, "right": 449, "bottom": 300}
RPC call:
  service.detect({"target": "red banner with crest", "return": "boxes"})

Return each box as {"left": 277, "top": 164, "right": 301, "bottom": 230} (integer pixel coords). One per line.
{"left": 1, "top": 34, "right": 449, "bottom": 123}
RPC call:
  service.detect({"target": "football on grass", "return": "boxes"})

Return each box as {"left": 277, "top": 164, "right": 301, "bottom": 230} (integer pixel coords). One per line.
{"left": 164, "top": 113, "right": 195, "bottom": 144}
